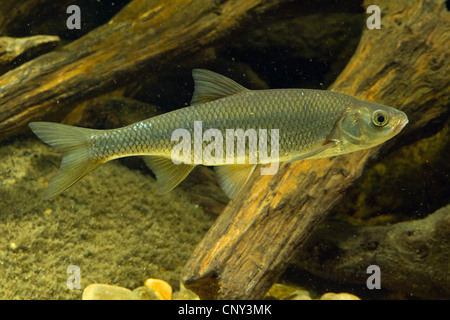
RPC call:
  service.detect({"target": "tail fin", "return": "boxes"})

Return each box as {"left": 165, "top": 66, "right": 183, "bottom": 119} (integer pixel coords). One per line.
{"left": 29, "top": 122, "right": 102, "bottom": 200}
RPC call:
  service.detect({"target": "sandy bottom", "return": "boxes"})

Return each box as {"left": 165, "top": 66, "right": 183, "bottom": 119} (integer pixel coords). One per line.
{"left": 0, "top": 137, "right": 214, "bottom": 299}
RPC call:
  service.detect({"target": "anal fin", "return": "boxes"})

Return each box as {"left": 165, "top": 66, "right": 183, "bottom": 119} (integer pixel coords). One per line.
{"left": 143, "top": 156, "right": 196, "bottom": 194}
{"left": 215, "top": 164, "right": 256, "bottom": 199}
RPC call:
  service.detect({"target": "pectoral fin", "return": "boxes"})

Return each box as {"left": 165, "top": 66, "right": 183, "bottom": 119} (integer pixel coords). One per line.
{"left": 288, "top": 140, "right": 338, "bottom": 163}
{"left": 143, "top": 156, "right": 196, "bottom": 194}
{"left": 215, "top": 164, "right": 256, "bottom": 199}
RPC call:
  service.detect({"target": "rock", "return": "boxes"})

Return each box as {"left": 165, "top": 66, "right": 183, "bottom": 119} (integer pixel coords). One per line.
{"left": 289, "top": 292, "right": 312, "bottom": 300}
{"left": 264, "top": 283, "right": 311, "bottom": 300}
{"left": 264, "top": 283, "right": 360, "bottom": 300}
{"left": 320, "top": 292, "right": 360, "bottom": 300}
{"left": 132, "top": 286, "right": 160, "bottom": 300}
{"left": 82, "top": 279, "right": 173, "bottom": 300}
{"left": 82, "top": 284, "right": 139, "bottom": 300}
{"left": 144, "top": 278, "right": 172, "bottom": 300}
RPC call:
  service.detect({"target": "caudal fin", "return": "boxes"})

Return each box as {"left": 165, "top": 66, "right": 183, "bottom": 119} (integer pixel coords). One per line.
{"left": 29, "top": 122, "right": 102, "bottom": 200}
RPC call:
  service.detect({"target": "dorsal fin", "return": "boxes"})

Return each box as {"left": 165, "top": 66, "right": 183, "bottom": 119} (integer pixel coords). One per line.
{"left": 190, "top": 69, "right": 249, "bottom": 105}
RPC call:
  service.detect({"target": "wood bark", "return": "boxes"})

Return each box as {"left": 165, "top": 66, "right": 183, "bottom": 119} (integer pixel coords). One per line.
{"left": 0, "top": 0, "right": 283, "bottom": 139}
{"left": 293, "top": 204, "right": 450, "bottom": 299}
{"left": 181, "top": 0, "right": 450, "bottom": 299}
{"left": 0, "top": 35, "right": 59, "bottom": 76}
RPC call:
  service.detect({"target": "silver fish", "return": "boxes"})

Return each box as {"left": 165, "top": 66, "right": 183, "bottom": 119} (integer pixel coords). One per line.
{"left": 29, "top": 69, "right": 408, "bottom": 199}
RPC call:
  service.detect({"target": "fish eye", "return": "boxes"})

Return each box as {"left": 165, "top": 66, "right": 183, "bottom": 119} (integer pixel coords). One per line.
{"left": 372, "top": 110, "right": 389, "bottom": 127}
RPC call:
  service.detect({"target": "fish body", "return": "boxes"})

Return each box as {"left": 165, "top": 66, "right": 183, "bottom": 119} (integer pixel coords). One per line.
{"left": 29, "top": 69, "right": 408, "bottom": 199}
{"left": 90, "top": 89, "right": 347, "bottom": 162}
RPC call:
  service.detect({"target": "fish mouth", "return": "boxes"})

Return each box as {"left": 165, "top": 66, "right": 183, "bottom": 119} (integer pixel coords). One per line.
{"left": 393, "top": 118, "right": 409, "bottom": 135}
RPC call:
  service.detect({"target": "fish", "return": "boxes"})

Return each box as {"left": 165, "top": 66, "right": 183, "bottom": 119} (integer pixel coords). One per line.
{"left": 29, "top": 69, "right": 408, "bottom": 200}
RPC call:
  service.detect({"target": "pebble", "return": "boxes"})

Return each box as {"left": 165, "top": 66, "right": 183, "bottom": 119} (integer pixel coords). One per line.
{"left": 144, "top": 278, "right": 172, "bottom": 300}
{"left": 320, "top": 292, "right": 360, "bottom": 300}
{"left": 82, "top": 284, "right": 139, "bottom": 300}
{"left": 265, "top": 283, "right": 311, "bottom": 300}
{"left": 288, "top": 291, "right": 312, "bottom": 300}
{"left": 82, "top": 278, "right": 174, "bottom": 300}
{"left": 82, "top": 280, "right": 360, "bottom": 301}
{"left": 132, "top": 286, "right": 160, "bottom": 300}
{"left": 264, "top": 283, "right": 361, "bottom": 300}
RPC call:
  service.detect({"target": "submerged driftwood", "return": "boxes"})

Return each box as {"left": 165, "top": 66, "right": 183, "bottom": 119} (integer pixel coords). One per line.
{"left": 0, "top": 35, "right": 59, "bottom": 76}
{"left": 295, "top": 204, "right": 450, "bottom": 299}
{"left": 0, "top": 0, "right": 284, "bottom": 139}
{"left": 181, "top": 0, "right": 450, "bottom": 299}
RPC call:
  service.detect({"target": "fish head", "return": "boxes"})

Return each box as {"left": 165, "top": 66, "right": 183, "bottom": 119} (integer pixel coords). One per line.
{"left": 335, "top": 99, "right": 408, "bottom": 150}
